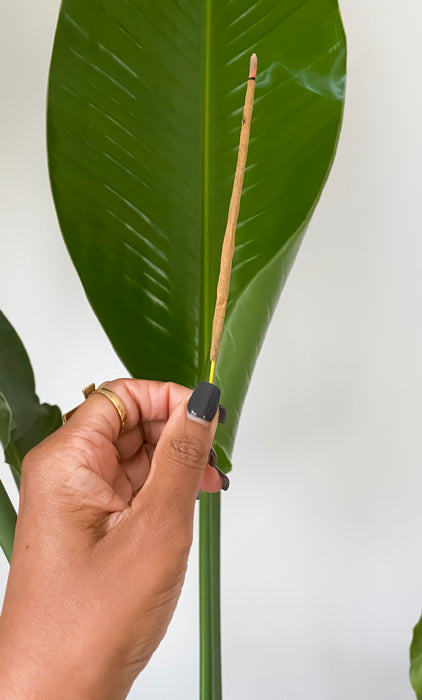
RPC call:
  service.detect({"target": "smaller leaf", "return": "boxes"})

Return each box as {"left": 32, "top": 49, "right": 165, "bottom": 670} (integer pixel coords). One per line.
{"left": 0, "top": 391, "right": 11, "bottom": 449}
{"left": 0, "top": 392, "right": 20, "bottom": 487}
{"left": 0, "top": 312, "right": 62, "bottom": 562}
{"left": 0, "top": 310, "right": 62, "bottom": 480}
{"left": 0, "top": 481, "right": 17, "bottom": 563}
{"left": 410, "top": 614, "right": 422, "bottom": 698}
{"left": 0, "top": 394, "right": 17, "bottom": 561}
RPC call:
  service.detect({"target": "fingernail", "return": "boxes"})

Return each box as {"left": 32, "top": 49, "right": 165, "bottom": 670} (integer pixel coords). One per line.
{"left": 218, "top": 405, "right": 226, "bottom": 424}
{"left": 215, "top": 465, "right": 230, "bottom": 491}
{"left": 208, "top": 448, "right": 230, "bottom": 491}
{"left": 188, "top": 382, "right": 221, "bottom": 422}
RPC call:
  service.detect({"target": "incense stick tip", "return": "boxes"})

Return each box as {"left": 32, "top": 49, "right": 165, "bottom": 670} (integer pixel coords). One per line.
{"left": 249, "top": 53, "right": 258, "bottom": 79}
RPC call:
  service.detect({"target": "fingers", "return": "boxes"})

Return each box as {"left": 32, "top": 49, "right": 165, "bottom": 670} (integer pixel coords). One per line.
{"left": 63, "top": 379, "right": 191, "bottom": 445}
{"left": 133, "top": 383, "right": 221, "bottom": 518}
{"left": 59, "top": 378, "right": 228, "bottom": 503}
{"left": 199, "top": 464, "right": 225, "bottom": 493}
{"left": 60, "top": 379, "right": 227, "bottom": 497}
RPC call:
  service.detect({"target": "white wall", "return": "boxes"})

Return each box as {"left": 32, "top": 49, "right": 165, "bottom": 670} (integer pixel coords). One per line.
{"left": 1, "top": 2, "right": 422, "bottom": 698}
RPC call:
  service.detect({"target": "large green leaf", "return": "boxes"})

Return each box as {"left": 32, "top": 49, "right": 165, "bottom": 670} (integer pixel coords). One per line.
{"left": 47, "top": 0, "right": 346, "bottom": 470}
{"left": 0, "top": 310, "right": 62, "bottom": 481}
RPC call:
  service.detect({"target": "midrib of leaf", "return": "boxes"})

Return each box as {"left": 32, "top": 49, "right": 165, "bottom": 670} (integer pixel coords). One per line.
{"left": 199, "top": 0, "right": 212, "bottom": 381}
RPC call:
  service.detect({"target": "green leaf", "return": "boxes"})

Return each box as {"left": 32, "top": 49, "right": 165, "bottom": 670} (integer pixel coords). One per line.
{"left": 0, "top": 391, "right": 12, "bottom": 449}
{"left": 411, "top": 615, "right": 422, "bottom": 698}
{"left": 47, "top": 0, "right": 346, "bottom": 471}
{"left": 0, "top": 391, "right": 19, "bottom": 485}
{"left": 0, "top": 481, "right": 17, "bottom": 563}
{"left": 47, "top": 4, "right": 346, "bottom": 697}
{"left": 0, "top": 310, "right": 62, "bottom": 480}
{"left": 0, "top": 390, "right": 17, "bottom": 561}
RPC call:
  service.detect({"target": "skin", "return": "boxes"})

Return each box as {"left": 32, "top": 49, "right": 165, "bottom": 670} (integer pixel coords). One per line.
{"left": 0, "top": 378, "right": 223, "bottom": 699}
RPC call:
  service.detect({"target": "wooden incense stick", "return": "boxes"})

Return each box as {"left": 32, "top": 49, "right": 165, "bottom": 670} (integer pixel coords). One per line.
{"left": 209, "top": 53, "right": 257, "bottom": 381}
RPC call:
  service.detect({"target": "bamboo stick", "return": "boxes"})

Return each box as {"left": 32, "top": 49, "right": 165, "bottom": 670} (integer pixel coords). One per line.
{"left": 209, "top": 53, "right": 257, "bottom": 365}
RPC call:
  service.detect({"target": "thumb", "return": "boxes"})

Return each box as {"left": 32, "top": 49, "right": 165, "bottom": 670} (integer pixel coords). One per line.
{"left": 134, "top": 382, "right": 221, "bottom": 517}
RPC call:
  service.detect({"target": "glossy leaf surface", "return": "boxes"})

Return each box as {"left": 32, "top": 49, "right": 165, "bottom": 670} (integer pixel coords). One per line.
{"left": 0, "top": 310, "right": 62, "bottom": 480}
{"left": 48, "top": 0, "right": 346, "bottom": 468}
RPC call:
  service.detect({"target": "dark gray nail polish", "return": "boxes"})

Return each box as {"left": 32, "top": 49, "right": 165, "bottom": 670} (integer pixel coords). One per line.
{"left": 188, "top": 382, "right": 221, "bottom": 422}
{"left": 208, "top": 448, "right": 230, "bottom": 491}
{"left": 218, "top": 405, "right": 226, "bottom": 424}
{"left": 215, "top": 465, "right": 230, "bottom": 491}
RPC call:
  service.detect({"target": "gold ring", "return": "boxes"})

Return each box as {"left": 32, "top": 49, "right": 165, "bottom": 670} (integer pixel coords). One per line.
{"left": 63, "top": 382, "right": 128, "bottom": 433}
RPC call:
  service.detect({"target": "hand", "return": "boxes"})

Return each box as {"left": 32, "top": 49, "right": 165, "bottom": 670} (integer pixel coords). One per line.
{"left": 0, "top": 379, "right": 225, "bottom": 699}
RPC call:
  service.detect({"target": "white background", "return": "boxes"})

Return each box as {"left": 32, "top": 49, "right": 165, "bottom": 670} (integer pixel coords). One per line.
{"left": 1, "top": 2, "right": 422, "bottom": 698}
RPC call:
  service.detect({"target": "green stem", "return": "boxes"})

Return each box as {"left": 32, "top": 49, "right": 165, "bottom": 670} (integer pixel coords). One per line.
{"left": 199, "top": 491, "right": 222, "bottom": 699}
{"left": 0, "top": 480, "right": 17, "bottom": 562}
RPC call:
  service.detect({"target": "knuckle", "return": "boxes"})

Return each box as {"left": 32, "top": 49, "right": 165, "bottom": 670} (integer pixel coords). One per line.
{"left": 20, "top": 448, "right": 36, "bottom": 479}
{"left": 105, "top": 378, "right": 126, "bottom": 394}
{"left": 20, "top": 437, "right": 53, "bottom": 480}
{"left": 165, "top": 434, "right": 208, "bottom": 473}
{"left": 64, "top": 428, "right": 110, "bottom": 470}
{"left": 19, "top": 438, "right": 58, "bottom": 497}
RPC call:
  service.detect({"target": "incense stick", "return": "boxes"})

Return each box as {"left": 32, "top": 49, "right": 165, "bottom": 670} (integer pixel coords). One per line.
{"left": 208, "top": 53, "right": 257, "bottom": 383}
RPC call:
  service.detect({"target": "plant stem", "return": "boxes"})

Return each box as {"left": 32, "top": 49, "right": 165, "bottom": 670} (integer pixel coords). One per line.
{"left": 0, "top": 481, "right": 17, "bottom": 562}
{"left": 199, "top": 491, "right": 222, "bottom": 699}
